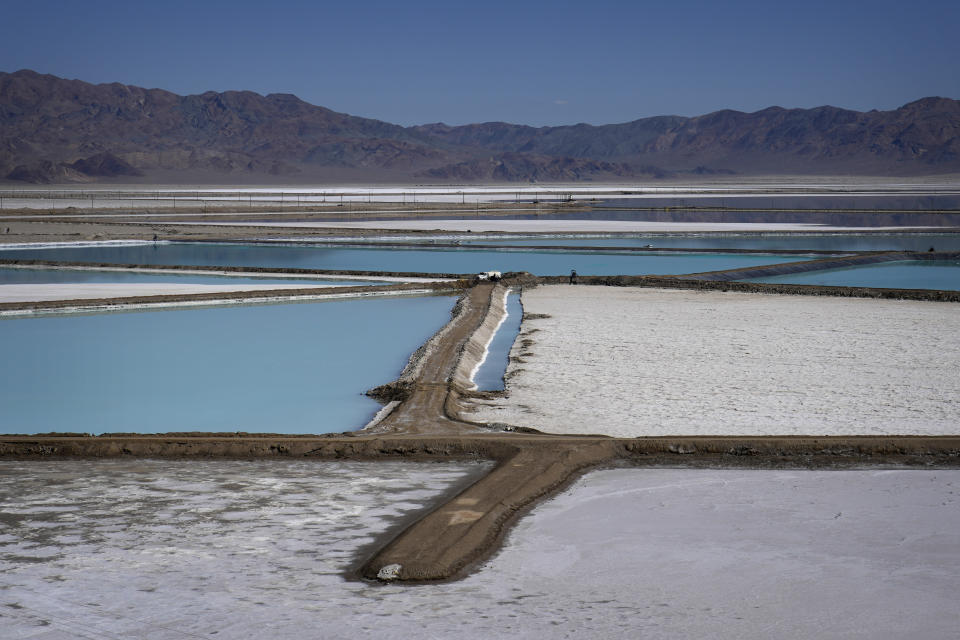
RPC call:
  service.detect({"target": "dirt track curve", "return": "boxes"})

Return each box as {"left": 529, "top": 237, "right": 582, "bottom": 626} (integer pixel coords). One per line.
{"left": 3, "top": 277, "right": 960, "bottom": 583}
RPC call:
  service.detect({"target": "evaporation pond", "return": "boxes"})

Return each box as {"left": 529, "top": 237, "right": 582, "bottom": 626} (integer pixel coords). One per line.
{"left": 0, "top": 242, "right": 811, "bottom": 275}
{"left": 473, "top": 291, "right": 522, "bottom": 391}
{"left": 0, "top": 266, "right": 379, "bottom": 286}
{"left": 0, "top": 294, "right": 455, "bottom": 435}
{"left": 741, "top": 260, "right": 960, "bottom": 290}
{"left": 452, "top": 233, "right": 960, "bottom": 252}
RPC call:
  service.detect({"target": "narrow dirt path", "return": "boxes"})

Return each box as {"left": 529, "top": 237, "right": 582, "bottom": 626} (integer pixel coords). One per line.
{"left": 3, "top": 278, "right": 960, "bottom": 584}
{"left": 369, "top": 282, "right": 496, "bottom": 436}
{"left": 359, "top": 439, "right": 617, "bottom": 580}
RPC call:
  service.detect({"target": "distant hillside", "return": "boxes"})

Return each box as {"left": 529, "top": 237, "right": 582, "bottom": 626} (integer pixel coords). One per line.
{"left": 0, "top": 70, "right": 446, "bottom": 183}
{"left": 414, "top": 100, "right": 960, "bottom": 176}
{"left": 1, "top": 70, "right": 958, "bottom": 184}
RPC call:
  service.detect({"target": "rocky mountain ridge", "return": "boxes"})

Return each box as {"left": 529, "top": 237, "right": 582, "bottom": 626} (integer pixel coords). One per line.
{"left": 2, "top": 69, "right": 958, "bottom": 183}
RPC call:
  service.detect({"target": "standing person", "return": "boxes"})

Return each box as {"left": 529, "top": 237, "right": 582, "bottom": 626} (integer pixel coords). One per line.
{"left": 569, "top": 269, "right": 578, "bottom": 284}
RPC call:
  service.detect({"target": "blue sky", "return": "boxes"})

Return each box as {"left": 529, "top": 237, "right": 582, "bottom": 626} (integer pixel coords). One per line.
{"left": 3, "top": 0, "right": 958, "bottom": 126}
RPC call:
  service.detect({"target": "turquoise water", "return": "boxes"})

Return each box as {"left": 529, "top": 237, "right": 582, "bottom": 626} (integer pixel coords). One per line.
{"left": 0, "top": 295, "right": 456, "bottom": 435}
{"left": 473, "top": 292, "right": 522, "bottom": 391}
{"left": 742, "top": 260, "right": 960, "bottom": 290}
{"left": 450, "top": 234, "right": 960, "bottom": 252}
{"left": 0, "top": 266, "right": 376, "bottom": 286}
{"left": 0, "top": 242, "right": 812, "bottom": 276}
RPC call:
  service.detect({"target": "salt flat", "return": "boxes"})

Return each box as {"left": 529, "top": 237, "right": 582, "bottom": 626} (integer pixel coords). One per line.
{"left": 3, "top": 461, "right": 955, "bottom": 639}
{"left": 186, "top": 219, "right": 934, "bottom": 233}
{"left": 470, "top": 286, "right": 960, "bottom": 436}
{"left": 480, "top": 468, "right": 960, "bottom": 639}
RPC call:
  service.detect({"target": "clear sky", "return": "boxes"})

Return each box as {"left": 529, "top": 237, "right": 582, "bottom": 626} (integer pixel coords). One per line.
{"left": 3, "top": 0, "right": 958, "bottom": 127}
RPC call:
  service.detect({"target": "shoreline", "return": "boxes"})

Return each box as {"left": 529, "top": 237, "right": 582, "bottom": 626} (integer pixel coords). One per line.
{"left": 166, "top": 219, "right": 960, "bottom": 233}
{"left": 0, "top": 280, "right": 465, "bottom": 316}
{"left": 460, "top": 285, "right": 512, "bottom": 391}
{"left": 4, "top": 433, "right": 959, "bottom": 581}
{"left": 4, "top": 276, "right": 960, "bottom": 582}
{"left": 3, "top": 208, "right": 960, "bottom": 583}
{"left": 470, "top": 285, "right": 960, "bottom": 438}
{"left": 2, "top": 205, "right": 960, "bottom": 246}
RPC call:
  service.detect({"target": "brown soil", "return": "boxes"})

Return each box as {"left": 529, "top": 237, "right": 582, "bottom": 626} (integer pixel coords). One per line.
{"left": 3, "top": 432, "right": 957, "bottom": 582}
{"left": 536, "top": 272, "right": 960, "bottom": 302}
{"left": 4, "top": 213, "right": 960, "bottom": 583}
{"left": 3, "top": 274, "right": 959, "bottom": 583}
{"left": 0, "top": 201, "right": 576, "bottom": 244}
{"left": 0, "top": 270, "right": 468, "bottom": 314}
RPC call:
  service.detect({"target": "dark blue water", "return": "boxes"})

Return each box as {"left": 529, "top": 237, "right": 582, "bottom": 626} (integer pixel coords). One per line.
{"left": 473, "top": 292, "right": 523, "bottom": 391}
{"left": 0, "top": 295, "right": 456, "bottom": 435}
{"left": 0, "top": 242, "right": 812, "bottom": 276}
{"left": 742, "top": 260, "right": 960, "bottom": 291}
{"left": 0, "top": 267, "right": 376, "bottom": 286}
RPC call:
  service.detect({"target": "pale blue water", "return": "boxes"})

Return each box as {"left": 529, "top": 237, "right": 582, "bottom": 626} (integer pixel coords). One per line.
{"left": 473, "top": 292, "right": 522, "bottom": 391}
{"left": 742, "top": 260, "right": 960, "bottom": 291}
{"left": 450, "top": 233, "right": 960, "bottom": 252}
{"left": 0, "top": 295, "right": 456, "bottom": 435}
{"left": 0, "top": 266, "right": 376, "bottom": 286}
{"left": 0, "top": 242, "right": 812, "bottom": 275}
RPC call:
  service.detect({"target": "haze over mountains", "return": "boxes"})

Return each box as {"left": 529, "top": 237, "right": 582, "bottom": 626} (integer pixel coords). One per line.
{"left": 1, "top": 69, "right": 958, "bottom": 184}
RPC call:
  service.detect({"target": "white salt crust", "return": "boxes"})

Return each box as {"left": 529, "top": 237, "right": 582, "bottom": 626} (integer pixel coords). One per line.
{"left": 469, "top": 285, "right": 960, "bottom": 436}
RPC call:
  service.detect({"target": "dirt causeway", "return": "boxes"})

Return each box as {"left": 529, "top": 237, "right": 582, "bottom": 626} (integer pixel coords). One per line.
{"left": 3, "top": 273, "right": 959, "bottom": 582}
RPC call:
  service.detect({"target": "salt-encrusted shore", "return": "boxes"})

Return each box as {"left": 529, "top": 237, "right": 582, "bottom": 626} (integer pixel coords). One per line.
{"left": 5, "top": 276, "right": 960, "bottom": 585}
{"left": 0, "top": 281, "right": 358, "bottom": 303}
{"left": 185, "top": 219, "right": 945, "bottom": 233}
{"left": 469, "top": 285, "right": 960, "bottom": 436}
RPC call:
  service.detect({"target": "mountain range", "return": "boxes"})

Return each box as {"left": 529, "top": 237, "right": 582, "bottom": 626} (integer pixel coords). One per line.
{"left": 2, "top": 69, "right": 958, "bottom": 184}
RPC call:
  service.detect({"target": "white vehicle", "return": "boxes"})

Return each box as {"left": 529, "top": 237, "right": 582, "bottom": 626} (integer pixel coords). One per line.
{"left": 476, "top": 271, "right": 502, "bottom": 281}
